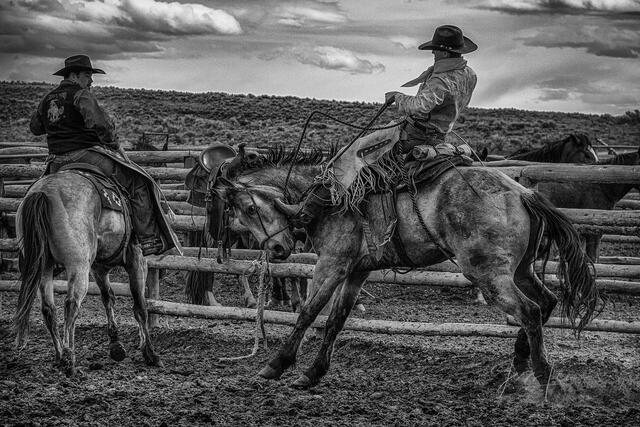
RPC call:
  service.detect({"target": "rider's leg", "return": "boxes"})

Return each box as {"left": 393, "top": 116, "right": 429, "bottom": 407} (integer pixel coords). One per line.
{"left": 111, "top": 165, "right": 164, "bottom": 255}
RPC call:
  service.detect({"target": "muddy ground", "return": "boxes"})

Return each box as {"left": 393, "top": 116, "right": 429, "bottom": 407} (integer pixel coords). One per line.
{"left": 1, "top": 242, "right": 640, "bottom": 426}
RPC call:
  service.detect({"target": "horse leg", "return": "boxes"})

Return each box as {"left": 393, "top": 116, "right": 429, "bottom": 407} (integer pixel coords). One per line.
{"left": 280, "top": 278, "right": 291, "bottom": 308}
{"left": 258, "top": 259, "right": 351, "bottom": 380}
{"left": 476, "top": 273, "right": 554, "bottom": 387}
{"left": 124, "top": 245, "right": 161, "bottom": 367}
{"left": 39, "top": 266, "right": 63, "bottom": 363}
{"left": 60, "top": 265, "right": 90, "bottom": 376}
{"left": 290, "top": 278, "right": 301, "bottom": 312}
{"left": 239, "top": 275, "right": 257, "bottom": 308}
{"left": 292, "top": 271, "right": 368, "bottom": 389}
{"left": 584, "top": 234, "right": 601, "bottom": 263}
{"left": 93, "top": 266, "right": 126, "bottom": 362}
{"left": 512, "top": 265, "right": 558, "bottom": 374}
{"left": 267, "top": 278, "right": 285, "bottom": 309}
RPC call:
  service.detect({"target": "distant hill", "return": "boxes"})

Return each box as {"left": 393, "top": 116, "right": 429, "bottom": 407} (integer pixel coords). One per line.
{"left": 1, "top": 81, "right": 638, "bottom": 155}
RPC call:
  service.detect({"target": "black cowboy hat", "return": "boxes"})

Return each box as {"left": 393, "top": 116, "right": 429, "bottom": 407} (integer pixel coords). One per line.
{"left": 53, "top": 54, "right": 106, "bottom": 76}
{"left": 418, "top": 25, "right": 477, "bottom": 54}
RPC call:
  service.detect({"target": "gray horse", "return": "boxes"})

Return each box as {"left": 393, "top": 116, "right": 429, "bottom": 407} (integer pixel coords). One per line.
{"left": 13, "top": 172, "right": 161, "bottom": 376}
{"left": 213, "top": 149, "right": 602, "bottom": 391}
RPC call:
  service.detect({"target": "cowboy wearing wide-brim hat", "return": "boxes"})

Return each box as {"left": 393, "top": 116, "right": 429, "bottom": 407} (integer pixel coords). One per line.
{"left": 29, "top": 54, "right": 182, "bottom": 256}
{"left": 385, "top": 24, "right": 478, "bottom": 160}
{"left": 278, "top": 25, "right": 479, "bottom": 228}
{"left": 53, "top": 54, "right": 106, "bottom": 76}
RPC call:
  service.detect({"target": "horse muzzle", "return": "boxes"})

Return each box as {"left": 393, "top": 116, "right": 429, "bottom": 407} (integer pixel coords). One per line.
{"left": 266, "top": 239, "right": 291, "bottom": 260}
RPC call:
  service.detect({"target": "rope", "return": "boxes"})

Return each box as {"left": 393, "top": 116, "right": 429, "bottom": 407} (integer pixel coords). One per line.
{"left": 218, "top": 251, "right": 271, "bottom": 362}
{"left": 283, "top": 99, "right": 401, "bottom": 198}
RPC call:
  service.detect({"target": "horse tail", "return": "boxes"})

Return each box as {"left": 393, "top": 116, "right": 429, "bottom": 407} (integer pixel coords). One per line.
{"left": 185, "top": 271, "right": 215, "bottom": 305}
{"left": 521, "top": 191, "right": 604, "bottom": 334}
{"left": 13, "top": 192, "right": 53, "bottom": 348}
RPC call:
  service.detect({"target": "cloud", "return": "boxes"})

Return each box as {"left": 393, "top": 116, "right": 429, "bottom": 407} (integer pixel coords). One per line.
{"left": 261, "top": 45, "right": 385, "bottom": 74}
{"left": 521, "top": 24, "right": 640, "bottom": 58}
{"left": 389, "top": 36, "right": 420, "bottom": 49}
{"left": 478, "top": 0, "right": 640, "bottom": 15}
{"left": 276, "top": 6, "right": 346, "bottom": 26}
{"left": 0, "top": 0, "right": 242, "bottom": 58}
{"left": 536, "top": 74, "right": 640, "bottom": 108}
{"left": 119, "top": 0, "right": 242, "bottom": 35}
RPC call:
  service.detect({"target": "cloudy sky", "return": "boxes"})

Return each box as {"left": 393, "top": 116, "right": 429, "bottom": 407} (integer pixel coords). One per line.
{"left": 1, "top": 0, "right": 638, "bottom": 114}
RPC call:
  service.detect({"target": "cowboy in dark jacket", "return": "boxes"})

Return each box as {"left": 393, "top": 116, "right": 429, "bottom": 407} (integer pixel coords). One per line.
{"left": 30, "top": 54, "right": 180, "bottom": 256}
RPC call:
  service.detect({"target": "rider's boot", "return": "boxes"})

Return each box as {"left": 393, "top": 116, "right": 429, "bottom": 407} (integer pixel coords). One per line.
{"left": 274, "top": 181, "right": 333, "bottom": 228}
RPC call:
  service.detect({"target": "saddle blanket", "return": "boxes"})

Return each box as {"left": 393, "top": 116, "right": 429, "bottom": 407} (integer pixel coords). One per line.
{"left": 69, "top": 169, "right": 126, "bottom": 212}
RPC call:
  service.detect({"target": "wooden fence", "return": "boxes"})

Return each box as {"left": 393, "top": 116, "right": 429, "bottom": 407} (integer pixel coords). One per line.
{"left": 2, "top": 147, "right": 640, "bottom": 338}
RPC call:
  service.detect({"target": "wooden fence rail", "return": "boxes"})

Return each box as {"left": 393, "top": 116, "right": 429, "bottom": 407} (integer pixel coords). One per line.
{"left": 2, "top": 278, "right": 638, "bottom": 336}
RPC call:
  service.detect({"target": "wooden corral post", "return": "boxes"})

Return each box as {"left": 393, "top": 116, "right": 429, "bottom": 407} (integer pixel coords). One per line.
{"left": 182, "top": 154, "right": 197, "bottom": 247}
{"left": 146, "top": 268, "right": 161, "bottom": 328}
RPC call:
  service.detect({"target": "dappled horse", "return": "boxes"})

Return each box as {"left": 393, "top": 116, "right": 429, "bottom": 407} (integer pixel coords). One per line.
{"left": 213, "top": 147, "right": 601, "bottom": 390}
{"left": 539, "top": 146, "right": 640, "bottom": 261}
{"left": 13, "top": 172, "right": 161, "bottom": 376}
{"left": 474, "top": 133, "right": 598, "bottom": 304}
{"left": 480, "top": 133, "right": 598, "bottom": 164}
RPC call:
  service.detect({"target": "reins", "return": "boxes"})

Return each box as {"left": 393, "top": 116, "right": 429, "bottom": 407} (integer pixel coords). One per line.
{"left": 283, "top": 97, "right": 401, "bottom": 199}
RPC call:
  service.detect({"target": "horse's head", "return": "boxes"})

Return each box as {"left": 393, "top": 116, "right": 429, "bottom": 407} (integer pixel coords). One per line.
{"left": 561, "top": 133, "right": 599, "bottom": 164}
{"left": 213, "top": 181, "right": 295, "bottom": 260}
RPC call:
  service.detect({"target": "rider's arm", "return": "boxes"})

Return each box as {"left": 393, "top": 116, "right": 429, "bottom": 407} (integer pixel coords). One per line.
{"left": 74, "top": 89, "right": 119, "bottom": 148}
{"left": 394, "top": 77, "right": 448, "bottom": 120}
{"left": 29, "top": 102, "right": 46, "bottom": 136}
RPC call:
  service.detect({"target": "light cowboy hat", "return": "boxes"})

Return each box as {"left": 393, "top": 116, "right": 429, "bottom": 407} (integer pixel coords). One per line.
{"left": 418, "top": 25, "right": 477, "bottom": 54}
{"left": 53, "top": 54, "right": 106, "bottom": 76}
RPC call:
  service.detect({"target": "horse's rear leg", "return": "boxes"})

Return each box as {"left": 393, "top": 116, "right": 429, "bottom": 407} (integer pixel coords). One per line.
{"left": 239, "top": 275, "right": 257, "bottom": 308}
{"left": 93, "top": 266, "right": 126, "bottom": 362}
{"left": 476, "top": 274, "right": 553, "bottom": 386}
{"left": 39, "top": 267, "right": 62, "bottom": 363}
{"left": 61, "top": 266, "right": 90, "bottom": 376}
{"left": 125, "top": 245, "right": 161, "bottom": 367}
{"left": 266, "top": 278, "right": 287, "bottom": 309}
{"left": 292, "top": 271, "right": 368, "bottom": 389}
{"left": 258, "top": 260, "right": 350, "bottom": 380}
{"left": 512, "top": 264, "right": 558, "bottom": 374}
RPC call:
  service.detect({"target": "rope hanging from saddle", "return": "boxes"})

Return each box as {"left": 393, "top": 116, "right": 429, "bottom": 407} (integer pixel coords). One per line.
{"left": 218, "top": 250, "right": 271, "bottom": 362}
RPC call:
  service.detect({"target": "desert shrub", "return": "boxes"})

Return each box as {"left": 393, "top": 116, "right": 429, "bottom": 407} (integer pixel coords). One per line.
{"left": 616, "top": 110, "right": 640, "bottom": 125}
{"left": 506, "top": 122, "right": 526, "bottom": 131}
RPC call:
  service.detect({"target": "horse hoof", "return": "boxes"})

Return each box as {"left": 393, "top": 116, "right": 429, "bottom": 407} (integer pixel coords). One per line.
{"left": 290, "top": 374, "right": 313, "bottom": 389}
{"left": 246, "top": 300, "right": 257, "bottom": 309}
{"left": 109, "top": 342, "right": 127, "bottom": 362}
{"left": 258, "top": 365, "right": 281, "bottom": 380}
{"left": 354, "top": 303, "right": 366, "bottom": 314}
{"left": 143, "top": 348, "right": 162, "bottom": 367}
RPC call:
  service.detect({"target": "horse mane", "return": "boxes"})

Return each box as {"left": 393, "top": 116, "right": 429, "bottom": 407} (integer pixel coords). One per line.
{"left": 597, "top": 149, "right": 640, "bottom": 165}
{"left": 232, "top": 144, "right": 338, "bottom": 194}
{"left": 507, "top": 133, "right": 592, "bottom": 161}
{"left": 262, "top": 143, "right": 339, "bottom": 167}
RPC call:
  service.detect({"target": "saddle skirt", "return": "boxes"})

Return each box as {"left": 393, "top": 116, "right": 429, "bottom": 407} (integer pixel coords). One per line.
{"left": 58, "top": 165, "right": 125, "bottom": 212}
{"left": 355, "top": 154, "right": 472, "bottom": 268}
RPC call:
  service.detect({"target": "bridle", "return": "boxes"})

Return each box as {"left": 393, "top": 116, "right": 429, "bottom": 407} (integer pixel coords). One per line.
{"left": 222, "top": 183, "right": 292, "bottom": 251}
